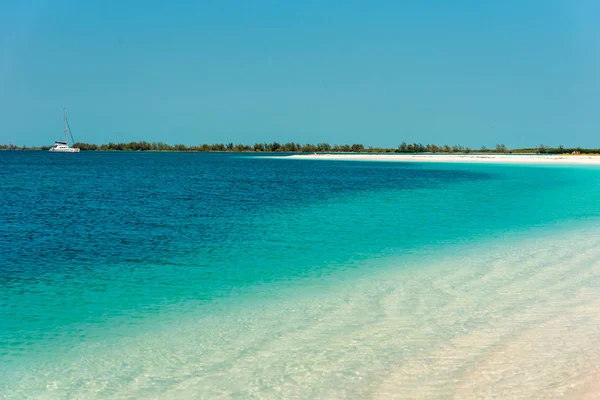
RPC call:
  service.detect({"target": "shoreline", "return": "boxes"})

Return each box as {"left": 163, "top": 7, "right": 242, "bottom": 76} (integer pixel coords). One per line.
{"left": 5, "top": 221, "right": 600, "bottom": 398}
{"left": 282, "top": 153, "right": 600, "bottom": 165}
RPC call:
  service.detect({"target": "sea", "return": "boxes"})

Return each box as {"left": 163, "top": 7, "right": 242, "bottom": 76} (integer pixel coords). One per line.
{"left": 1, "top": 152, "right": 600, "bottom": 399}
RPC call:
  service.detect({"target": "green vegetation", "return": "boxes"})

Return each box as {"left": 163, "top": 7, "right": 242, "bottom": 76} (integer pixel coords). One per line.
{"left": 1, "top": 141, "right": 598, "bottom": 154}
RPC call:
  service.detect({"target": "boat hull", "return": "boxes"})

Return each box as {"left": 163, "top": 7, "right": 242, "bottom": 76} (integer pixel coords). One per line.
{"left": 49, "top": 147, "right": 80, "bottom": 153}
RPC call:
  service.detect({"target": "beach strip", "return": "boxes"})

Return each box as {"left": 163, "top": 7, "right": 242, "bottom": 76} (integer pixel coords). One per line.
{"left": 283, "top": 153, "right": 600, "bottom": 165}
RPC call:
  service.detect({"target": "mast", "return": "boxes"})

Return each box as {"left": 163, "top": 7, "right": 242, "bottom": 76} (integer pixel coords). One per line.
{"left": 63, "top": 108, "right": 68, "bottom": 146}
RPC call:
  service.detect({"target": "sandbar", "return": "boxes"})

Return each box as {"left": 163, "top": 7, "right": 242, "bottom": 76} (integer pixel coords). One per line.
{"left": 283, "top": 153, "right": 600, "bottom": 165}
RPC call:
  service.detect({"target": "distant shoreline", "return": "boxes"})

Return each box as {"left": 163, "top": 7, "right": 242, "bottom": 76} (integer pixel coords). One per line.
{"left": 2, "top": 141, "right": 599, "bottom": 156}
{"left": 282, "top": 153, "right": 600, "bottom": 165}
{"left": 2, "top": 149, "right": 600, "bottom": 165}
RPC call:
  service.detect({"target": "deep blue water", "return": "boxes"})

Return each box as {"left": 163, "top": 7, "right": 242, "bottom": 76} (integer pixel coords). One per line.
{"left": 2, "top": 152, "right": 600, "bottom": 397}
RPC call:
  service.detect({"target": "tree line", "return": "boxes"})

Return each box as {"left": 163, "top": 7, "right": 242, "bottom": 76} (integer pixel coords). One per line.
{"left": 1, "top": 141, "right": 598, "bottom": 154}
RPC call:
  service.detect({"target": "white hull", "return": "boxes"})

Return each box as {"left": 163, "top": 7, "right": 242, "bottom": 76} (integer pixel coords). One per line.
{"left": 49, "top": 146, "right": 80, "bottom": 153}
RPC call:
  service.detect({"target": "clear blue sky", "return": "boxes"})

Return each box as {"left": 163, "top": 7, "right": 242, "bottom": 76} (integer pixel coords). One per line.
{"left": 1, "top": 0, "right": 598, "bottom": 148}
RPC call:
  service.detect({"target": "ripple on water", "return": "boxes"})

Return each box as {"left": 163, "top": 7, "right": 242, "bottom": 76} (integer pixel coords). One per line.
{"left": 1, "top": 224, "right": 600, "bottom": 399}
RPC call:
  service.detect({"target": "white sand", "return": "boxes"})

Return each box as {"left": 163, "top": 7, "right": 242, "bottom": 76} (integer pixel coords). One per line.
{"left": 5, "top": 224, "right": 600, "bottom": 398}
{"left": 283, "top": 153, "right": 600, "bottom": 165}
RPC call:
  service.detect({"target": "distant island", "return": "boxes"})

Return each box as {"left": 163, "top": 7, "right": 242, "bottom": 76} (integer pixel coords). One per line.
{"left": 1, "top": 141, "right": 597, "bottom": 155}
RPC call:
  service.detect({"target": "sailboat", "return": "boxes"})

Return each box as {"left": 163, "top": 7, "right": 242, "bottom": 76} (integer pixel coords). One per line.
{"left": 49, "top": 109, "right": 80, "bottom": 152}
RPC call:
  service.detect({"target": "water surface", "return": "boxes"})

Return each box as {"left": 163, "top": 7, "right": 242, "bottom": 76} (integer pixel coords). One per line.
{"left": 1, "top": 152, "right": 600, "bottom": 398}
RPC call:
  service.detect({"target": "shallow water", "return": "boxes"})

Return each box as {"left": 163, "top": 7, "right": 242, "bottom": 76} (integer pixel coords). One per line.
{"left": 1, "top": 152, "right": 600, "bottom": 398}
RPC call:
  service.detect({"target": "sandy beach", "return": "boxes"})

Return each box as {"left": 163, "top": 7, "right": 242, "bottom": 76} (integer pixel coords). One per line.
{"left": 284, "top": 153, "right": 600, "bottom": 165}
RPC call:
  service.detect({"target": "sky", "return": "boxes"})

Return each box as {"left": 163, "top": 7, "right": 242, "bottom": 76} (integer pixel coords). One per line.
{"left": 1, "top": 0, "right": 599, "bottom": 148}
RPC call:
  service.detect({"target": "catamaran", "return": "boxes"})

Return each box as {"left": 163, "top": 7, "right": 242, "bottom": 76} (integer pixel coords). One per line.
{"left": 49, "top": 109, "right": 80, "bottom": 152}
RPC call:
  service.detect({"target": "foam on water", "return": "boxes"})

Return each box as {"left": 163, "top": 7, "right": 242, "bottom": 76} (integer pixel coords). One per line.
{"left": 3, "top": 222, "right": 600, "bottom": 399}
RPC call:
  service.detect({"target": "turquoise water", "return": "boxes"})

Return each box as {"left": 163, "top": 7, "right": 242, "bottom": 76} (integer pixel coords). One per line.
{"left": 1, "top": 152, "right": 600, "bottom": 398}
